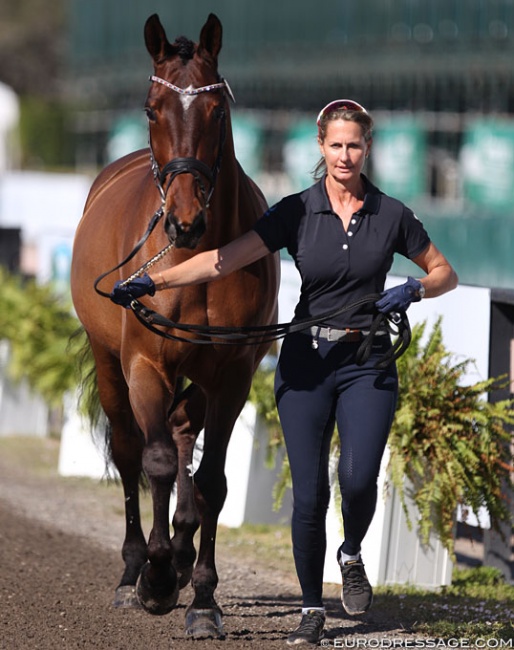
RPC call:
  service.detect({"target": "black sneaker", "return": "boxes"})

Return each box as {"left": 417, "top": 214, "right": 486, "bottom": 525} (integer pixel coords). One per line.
{"left": 339, "top": 557, "right": 373, "bottom": 615}
{"left": 286, "top": 609, "right": 325, "bottom": 646}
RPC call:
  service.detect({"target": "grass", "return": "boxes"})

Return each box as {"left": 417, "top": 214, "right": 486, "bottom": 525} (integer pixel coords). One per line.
{"left": 1, "top": 435, "right": 513, "bottom": 642}
{"left": 373, "top": 573, "right": 514, "bottom": 642}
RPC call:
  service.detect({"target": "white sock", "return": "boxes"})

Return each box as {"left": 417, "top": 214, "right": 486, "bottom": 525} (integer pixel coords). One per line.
{"left": 302, "top": 607, "right": 325, "bottom": 615}
{"left": 340, "top": 551, "right": 360, "bottom": 564}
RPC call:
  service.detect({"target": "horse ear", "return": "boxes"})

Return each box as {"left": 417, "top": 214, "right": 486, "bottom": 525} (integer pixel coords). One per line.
{"left": 198, "top": 13, "right": 223, "bottom": 61}
{"left": 144, "top": 14, "right": 173, "bottom": 63}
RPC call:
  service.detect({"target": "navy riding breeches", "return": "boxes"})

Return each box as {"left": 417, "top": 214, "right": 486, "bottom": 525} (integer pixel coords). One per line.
{"left": 274, "top": 331, "right": 398, "bottom": 607}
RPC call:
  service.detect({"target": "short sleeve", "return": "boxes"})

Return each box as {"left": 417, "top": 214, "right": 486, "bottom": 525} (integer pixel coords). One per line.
{"left": 397, "top": 206, "right": 431, "bottom": 259}
{"left": 252, "top": 198, "right": 296, "bottom": 253}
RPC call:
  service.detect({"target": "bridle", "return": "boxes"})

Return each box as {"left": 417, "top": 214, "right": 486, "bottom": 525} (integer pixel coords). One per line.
{"left": 148, "top": 74, "right": 234, "bottom": 208}
{"left": 94, "top": 74, "right": 234, "bottom": 297}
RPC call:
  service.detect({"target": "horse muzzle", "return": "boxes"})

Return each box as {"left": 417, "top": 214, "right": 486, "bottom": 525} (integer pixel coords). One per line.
{"left": 165, "top": 210, "right": 207, "bottom": 249}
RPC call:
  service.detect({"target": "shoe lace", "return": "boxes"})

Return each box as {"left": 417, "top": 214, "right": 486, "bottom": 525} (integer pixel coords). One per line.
{"left": 343, "top": 562, "right": 368, "bottom": 594}
{"left": 297, "top": 611, "right": 324, "bottom": 634}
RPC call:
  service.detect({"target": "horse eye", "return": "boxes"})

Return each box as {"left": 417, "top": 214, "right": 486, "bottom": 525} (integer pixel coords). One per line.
{"left": 144, "top": 106, "right": 157, "bottom": 122}
{"left": 213, "top": 106, "right": 225, "bottom": 121}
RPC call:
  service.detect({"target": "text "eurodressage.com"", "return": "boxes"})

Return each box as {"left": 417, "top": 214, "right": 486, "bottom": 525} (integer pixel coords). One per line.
{"left": 319, "top": 639, "right": 513, "bottom": 648}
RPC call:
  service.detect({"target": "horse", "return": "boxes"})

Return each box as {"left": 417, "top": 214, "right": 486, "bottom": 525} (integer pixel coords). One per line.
{"left": 70, "top": 13, "right": 279, "bottom": 639}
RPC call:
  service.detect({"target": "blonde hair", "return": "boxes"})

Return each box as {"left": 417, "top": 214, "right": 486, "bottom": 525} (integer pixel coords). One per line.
{"left": 312, "top": 108, "right": 374, "bottom": 180}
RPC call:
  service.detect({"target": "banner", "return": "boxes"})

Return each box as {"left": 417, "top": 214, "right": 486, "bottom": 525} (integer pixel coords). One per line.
{"left": 461, "top": 119, "right": 514, "bottom": 210}
{"left": 283, "top": 119, "right": 320, "bottom": 192}
{"left": 231, "top": 113, "right": 264, "bottom": 179}
{"left": 372, "top": 117, "right": 426, "bottom": 202}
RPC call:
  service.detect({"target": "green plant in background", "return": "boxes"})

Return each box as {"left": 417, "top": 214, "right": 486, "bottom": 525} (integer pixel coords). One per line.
{"left": 248, "top": 365, "right": 291, "bottom": 507}
{"left": 0, "top": 269, "right": 82, "bottom": 405}
{"left": 249, "top": 318, "right": 514, "bottom": 555}
{"left": 19, "top": 97, "right": 76, "bottom": 169}
{"left": 388, "top": 317, "right": 514, "bottom": 554}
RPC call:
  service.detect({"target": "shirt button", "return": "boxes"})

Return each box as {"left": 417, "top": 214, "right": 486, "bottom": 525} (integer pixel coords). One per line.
{"left": 351, "top": 219, "right": 357, "bottom": 224}
{"left": 342, "top": 244, "right": 349, "bottom": 250}
{"left": 348, "top": 231, "right": 353, "bottom": 237}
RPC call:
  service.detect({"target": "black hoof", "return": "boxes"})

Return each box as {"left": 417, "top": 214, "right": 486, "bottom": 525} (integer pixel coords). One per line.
{"left": 113, "top": 585, "right": 142, "bottom": 609}
{"left": 185, "top": 607, "right": 225, "bottom": 639}
{"left": 136, "top": 562, "right": 179, "bottom": 615}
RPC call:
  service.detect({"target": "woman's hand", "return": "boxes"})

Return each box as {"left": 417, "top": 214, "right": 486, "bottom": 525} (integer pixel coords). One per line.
{"left": 375, "top": 276, "right": 423, "bottom": 314}
{"left": 110, "top": 273, "right": 156, "bottom": 308}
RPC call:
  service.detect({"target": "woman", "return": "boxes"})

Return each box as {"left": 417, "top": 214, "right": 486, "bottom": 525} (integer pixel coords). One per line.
{"left": 111, "top": 99, "right": 458, "bottom": 646}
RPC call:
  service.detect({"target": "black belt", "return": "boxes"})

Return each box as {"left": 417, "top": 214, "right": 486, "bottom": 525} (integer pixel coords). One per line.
{"left": 309, "top": 326, "right": 388, "bottom": 344}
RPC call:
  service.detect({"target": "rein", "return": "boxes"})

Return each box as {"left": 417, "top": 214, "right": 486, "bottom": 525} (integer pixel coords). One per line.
{"left": 128, "top": 295, "right": 411, "bottom": 370}
{"left": 93, "top": 73, "right": 411, "bottom": 370}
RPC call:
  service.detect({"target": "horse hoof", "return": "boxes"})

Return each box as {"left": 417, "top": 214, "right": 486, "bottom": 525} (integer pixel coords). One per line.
{"left": 185, "top": 607, "right": 225, "bottom": 639}
{"left": 113, "top": 585, "right": 142, "bottom": 609}
{"left": 136, "top": 564, "right": 179, "bottom": 616}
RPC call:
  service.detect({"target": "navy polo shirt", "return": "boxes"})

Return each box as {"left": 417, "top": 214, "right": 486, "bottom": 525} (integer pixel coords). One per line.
{"left": 253, "top": 174, "right": 430, "bottom": 330}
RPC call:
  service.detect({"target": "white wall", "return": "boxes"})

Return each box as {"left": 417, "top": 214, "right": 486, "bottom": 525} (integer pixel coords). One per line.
{"left": 0, "top": 171, "right": 91, "bottom": 284}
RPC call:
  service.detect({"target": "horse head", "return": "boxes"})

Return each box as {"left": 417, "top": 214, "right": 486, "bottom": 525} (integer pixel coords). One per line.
{"left": 144, "top": 13, "right": 231, "bottom": 249}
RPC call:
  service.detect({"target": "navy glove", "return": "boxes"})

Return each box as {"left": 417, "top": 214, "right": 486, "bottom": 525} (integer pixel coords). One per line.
{"left": 375, "top": 276, "right": 424, "bottom": 314}
{"left": 110, "top": 273, "right": 156, "bottom": 308}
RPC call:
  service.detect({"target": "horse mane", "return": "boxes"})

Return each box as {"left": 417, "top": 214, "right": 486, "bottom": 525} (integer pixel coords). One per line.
{"left": 174, "top": 36, "right": 195, "bottom": 62}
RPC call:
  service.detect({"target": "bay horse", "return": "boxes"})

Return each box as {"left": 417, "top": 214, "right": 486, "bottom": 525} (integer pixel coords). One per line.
{"left": 70, "top": 13, "right": 279, "bottom": 639}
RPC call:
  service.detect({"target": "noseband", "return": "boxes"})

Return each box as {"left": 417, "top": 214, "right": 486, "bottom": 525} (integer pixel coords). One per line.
{"left": 148, "top": 75, "right": 234, "bottom": 207}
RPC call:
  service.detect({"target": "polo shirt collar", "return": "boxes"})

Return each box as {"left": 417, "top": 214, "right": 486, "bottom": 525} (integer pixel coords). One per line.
{"left": 313, "top": 174, "right": 382, "bottom": 216}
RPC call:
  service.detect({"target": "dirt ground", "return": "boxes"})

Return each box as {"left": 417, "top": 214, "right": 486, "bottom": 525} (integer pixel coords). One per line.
{"left": 0, "top": 437, "right": 476, "bottom": 650}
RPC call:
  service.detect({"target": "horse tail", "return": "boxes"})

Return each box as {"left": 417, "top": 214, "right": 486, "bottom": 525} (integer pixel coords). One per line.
{"left": 68, "top": 327, "right": 114, "bottom": 473}
{"left": 69, "top": 327, "right": 104, "bottom": 429}
{"left": 69, "top": 327, "right": 148, "bottom": 485}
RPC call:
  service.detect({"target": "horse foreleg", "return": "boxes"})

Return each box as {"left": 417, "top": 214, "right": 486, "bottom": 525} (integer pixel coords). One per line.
{"left": 169, "top": 383, "right": 206, "bottom": 589}
{"left": 91, "top": 346, "right": 147, "bottom": 609}
{"left": 135, "top": 438, "right": 180, "bottom": 615}
{"left": 128, "top": 369, "right": 180, "bottom": 615}
{"left": 185, "top": 383, "right": 251, "bottom": 639}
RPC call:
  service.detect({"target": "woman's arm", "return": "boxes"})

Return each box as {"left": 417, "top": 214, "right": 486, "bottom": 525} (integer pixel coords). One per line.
{"left": 151, "top": 230, "right": 271, "bottom": 290}
{"left": 412, "top": 242, "right": 459, "bottom": 298}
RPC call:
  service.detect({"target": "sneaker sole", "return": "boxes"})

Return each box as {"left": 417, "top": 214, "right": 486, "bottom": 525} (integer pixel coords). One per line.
{"left": 286, "top": 634, "right": 325, "bottom": 646}
{"left": 341, "top": 590, "right": 373, "bottom": 616}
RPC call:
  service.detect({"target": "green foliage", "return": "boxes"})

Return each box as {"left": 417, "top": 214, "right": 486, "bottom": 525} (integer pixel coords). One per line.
{"left": 450, "top": 565, "right": 505, "bottom": 589}
{"left": 389, "top": 318, "right": 514, "bottom": 554}
{"left": 0, "top": 269, "right": 81, "bottom": 405}
{"left": 19, "top": 97, "right": 76, "bottom": 168}
{"left": 249, "top": 367, "right": 291, "bottom": 507}
{"left": 249, "top": 319, "right": 514, "bottom": 554}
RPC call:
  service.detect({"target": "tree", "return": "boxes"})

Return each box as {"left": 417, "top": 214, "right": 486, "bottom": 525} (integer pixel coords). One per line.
{"left": 0, "top": 0, "right": 66, "bottom": 98}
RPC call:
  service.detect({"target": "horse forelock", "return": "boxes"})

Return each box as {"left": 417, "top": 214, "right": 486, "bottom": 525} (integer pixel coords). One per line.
{"left": 174, "top": 36, "right": 196, "bottom": 63}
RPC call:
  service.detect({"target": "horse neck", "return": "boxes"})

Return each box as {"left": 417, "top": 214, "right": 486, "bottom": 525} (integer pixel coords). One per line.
{"left": 206, "top": 130, "right": 263, "bottom": 243}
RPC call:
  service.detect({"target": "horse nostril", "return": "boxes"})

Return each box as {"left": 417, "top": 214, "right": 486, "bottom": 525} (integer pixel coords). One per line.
{"left": 165, "top": 211, "right": 206, "bottom": 249}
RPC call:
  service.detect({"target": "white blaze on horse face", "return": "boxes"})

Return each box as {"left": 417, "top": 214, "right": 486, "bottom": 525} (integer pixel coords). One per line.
{"left": 180, "top": 87, "right": 196, "bottom": 112}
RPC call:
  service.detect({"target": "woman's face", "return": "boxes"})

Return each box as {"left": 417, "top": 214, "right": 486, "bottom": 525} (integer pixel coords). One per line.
{"left": 318, "top": 119, "right": 371, "bottom": 184}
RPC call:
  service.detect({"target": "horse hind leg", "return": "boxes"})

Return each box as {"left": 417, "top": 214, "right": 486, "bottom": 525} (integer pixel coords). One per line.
{"left": 169, "top": 383, "right": 206, "bottom": 589}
